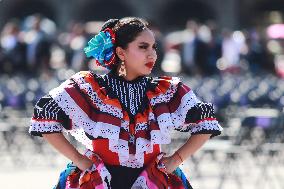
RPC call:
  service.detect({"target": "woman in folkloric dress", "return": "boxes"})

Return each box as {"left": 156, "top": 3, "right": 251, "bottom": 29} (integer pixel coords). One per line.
{"left": 29, "top": 17, "right": 222, "bottom": 189}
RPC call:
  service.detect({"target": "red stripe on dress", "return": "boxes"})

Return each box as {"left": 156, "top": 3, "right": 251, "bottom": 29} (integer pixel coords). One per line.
{"left": 84, "top": 73, "right": 122, "bottom": 109}
{"left": 146, "top": 79, "right": 171, "bottom": 99}
{"left": 144, "top": 144, "right": 160, "bottom": 164}
{"left": 92, "top": 139, "right": 161, "bottom": 166}
{"left": 92, "top": 139, "right": 120, "bottom": 165}
{"left": 153, "top": 104, "right": 171, "bottom": 116}
{"left": 65, "top": 81, "right": 121, "bottom": 126}
{"left": 167, "top": 84, "right": 191, "bottom": 112}
{"left": 65, "top": 86, "right": 91, "bottom": 116}
{"left": 72, "top": 72, "right": 103, "bottom": 110}
{"left": 196, "top": 117, "right": 217, "bottom": 124}
{"left": 119, "top": 130, "right": 130, "bottom": 141}
{"left": 90, "top": 112, "right": 121, "bottom": 126}
{"left": 153, "top": 84, "right": 192, "bottom": 117}
{"left": 149, "top": 120, "right": 160, "bottom": 130}
{"left": 72, "top": 80, "right": 100, "bottom": 110}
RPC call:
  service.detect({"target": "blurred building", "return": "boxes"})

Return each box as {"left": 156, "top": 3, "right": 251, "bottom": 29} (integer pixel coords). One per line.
{"left": 0, "top": 0, "right": 283, "bottom": 31}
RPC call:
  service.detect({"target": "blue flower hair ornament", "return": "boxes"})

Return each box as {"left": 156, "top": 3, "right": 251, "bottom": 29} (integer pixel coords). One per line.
{"left": 84, "top": 28, "right": 116, "bottom": 69}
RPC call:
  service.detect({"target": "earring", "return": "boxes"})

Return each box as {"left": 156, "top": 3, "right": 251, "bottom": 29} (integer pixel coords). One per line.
{"left": 119, "top": 61, "right": 127, "bottom": 77}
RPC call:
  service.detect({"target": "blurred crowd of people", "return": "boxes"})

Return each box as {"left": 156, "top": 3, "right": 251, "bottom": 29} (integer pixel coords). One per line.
{"left": 0, "top": 14, "right": 90, "bottom": 77}
{"left": 0, "top": 14, "right": 284, "bottom": 110}
{"left": 163, "top": 20, "right": 284, "bottom": 76}
{"left": 1, "top": 14, "right": 284, "bottom": 77}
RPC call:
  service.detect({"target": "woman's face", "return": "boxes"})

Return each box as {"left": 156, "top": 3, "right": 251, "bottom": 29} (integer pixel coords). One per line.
{"left": 119, "top": 29, "right": 157, "bottom": 80}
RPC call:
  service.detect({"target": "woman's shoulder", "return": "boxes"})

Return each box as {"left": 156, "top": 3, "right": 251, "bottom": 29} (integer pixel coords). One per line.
{"left": 49, "top": 71, "right": 106, "bottom": 98}
{"left": 150, "top": 75, "right": 181, "bottom": 84}
{"left": 146, "top": 75, "right": 191, "bottom": 103}
{"left": 71, "top": 71, "right": 98, "bottom": 81}
{"left": 148, "top": 75, "right": 190, "bottom": 93}
{"left": 69, "top": 71, "right": 108, "bottom": 86}
{"left": 148, "top": 75, "right": 181, "bottom": 90}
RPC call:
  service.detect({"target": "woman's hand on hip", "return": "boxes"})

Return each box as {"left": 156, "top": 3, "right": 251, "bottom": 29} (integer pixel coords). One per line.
{"left": 74, "top": 154, "right": 93, "bottom": 171}
{"left": 160, "top": 154, "right": 182, "bottom": 173}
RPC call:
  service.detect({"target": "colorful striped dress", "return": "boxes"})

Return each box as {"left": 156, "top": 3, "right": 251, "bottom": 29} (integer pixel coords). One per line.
{"left": 29, "top": 70, "right": 222, "bottom": 189}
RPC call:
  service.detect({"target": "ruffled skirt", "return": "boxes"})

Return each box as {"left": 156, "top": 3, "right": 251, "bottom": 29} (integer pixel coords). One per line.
{"left": 53, "top": 151, "right": 193, "bottom": 189}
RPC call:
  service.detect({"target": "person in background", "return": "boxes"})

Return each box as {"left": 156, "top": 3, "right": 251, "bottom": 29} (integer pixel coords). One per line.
{"left": 26, "top": 14, "right": 52, "bottom": 75}
{"left": 181, "top": 20, "right": 209, "bottom": 76}
{"left": 0, "top": 20, "right": 27, "bottom": 74}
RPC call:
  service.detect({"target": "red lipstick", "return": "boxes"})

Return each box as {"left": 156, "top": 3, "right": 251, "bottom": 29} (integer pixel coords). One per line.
{"left": 145, "top": 62, "right": 154, "bottom": 69}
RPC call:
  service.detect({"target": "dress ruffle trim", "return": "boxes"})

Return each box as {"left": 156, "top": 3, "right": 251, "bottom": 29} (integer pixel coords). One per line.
{"left": 49, "top": 72, "right": 219, "bottom": 167}
{"left": 190, "top": 120, "right": 223, "bottom": 137}
{"left": 148, "top": 76, "right": 180, "bottom": 106}
{"left": 55, "top": 150, "right": 111, "bottom": 189}
{"left": 29, "top": 119, "right": 63, "bottom": 134}
{"left": 55, "top": 151, "right": 192, "bottom": 189}
{"left": 72, "top": 71, "right": 123, "bottom": 119}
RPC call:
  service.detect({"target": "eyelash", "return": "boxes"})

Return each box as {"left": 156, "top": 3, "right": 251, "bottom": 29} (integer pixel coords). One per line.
{"left": 139, "top": 44, "right": 157, "bottom": 50}
{"left": 139, "top": 45, "right": 148, "bottom": 49}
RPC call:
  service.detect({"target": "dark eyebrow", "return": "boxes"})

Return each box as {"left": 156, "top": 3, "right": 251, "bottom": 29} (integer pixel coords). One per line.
{"left": 138, "top": 42, "right": 156, "bottom": 46}
{"left": 138, "top": 42, "right": 150, "bottom": 45}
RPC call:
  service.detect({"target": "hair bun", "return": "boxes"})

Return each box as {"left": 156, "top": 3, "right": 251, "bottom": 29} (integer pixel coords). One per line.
{"left": 101, "top": 19, "right": 119, "bottom": 31}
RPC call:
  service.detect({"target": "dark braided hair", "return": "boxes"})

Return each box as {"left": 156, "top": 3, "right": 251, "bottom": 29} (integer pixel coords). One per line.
{"left": 99, "top": 17, "right": 149, "bottom": 69}
{"left": 85, "top": 17, "right": 149, "bottom": 70}
{"left": 101, "top": 17, "right": 148, "bottom": 49}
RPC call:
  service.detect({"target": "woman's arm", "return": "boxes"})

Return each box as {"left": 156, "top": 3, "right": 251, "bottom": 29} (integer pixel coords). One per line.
{"left": 42, "top": 133, "right": 93, "bottom": 171}
{"left": 176, "top": 134, "right": 211, "bottom": 160}
{"left": 161, "top": 134, "right": 211, "bottom": 173}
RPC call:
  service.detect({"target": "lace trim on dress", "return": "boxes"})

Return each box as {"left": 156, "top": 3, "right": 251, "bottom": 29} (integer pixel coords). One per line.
{"left": 120, "top": 154, "right": 144, "bottom": 168}
{"left": 190, "top": 120, "right": 222, "bottom": 134}
{"left": 49, "top": 81, "right": 137, "bottom": 166}
{"left": 150, "top": 77, "right": 180, "bottom": 106}
{"left": 153, "top": 90, "right": 201, "bottom": 142}
{"left": 72, "top": 72, "right": 123, "bottom": 119}
{"left": 29, "top": 120, "right": 62, "bottom": 133}
{"left": 49, "top": 82, "right": 120, "bottom": 150}
{"left": 133, "top": 90, "right": 203, "bottom": 164}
